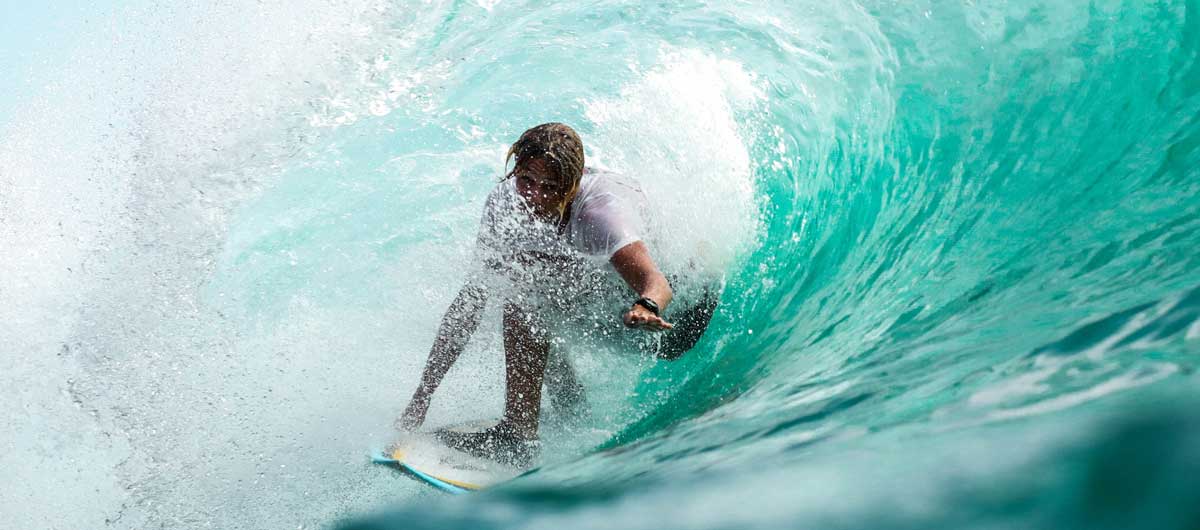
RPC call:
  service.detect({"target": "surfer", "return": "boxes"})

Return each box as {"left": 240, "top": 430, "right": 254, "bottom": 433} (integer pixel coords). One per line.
{"left": 397, "top": 123, "right": 717, "bottom": 466}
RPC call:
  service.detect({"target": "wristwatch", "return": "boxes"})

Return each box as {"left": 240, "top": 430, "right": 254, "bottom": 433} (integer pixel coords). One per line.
{"left": 632, "top": 296, "right": 660, "bottom": 316}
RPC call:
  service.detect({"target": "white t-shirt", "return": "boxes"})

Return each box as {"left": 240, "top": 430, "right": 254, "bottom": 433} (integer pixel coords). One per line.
{"left": 474, "top": 168, "right": 650, "bottom": 281}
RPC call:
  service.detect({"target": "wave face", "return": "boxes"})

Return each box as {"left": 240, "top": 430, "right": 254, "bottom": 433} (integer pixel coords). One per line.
{"left": 3, "top": 1, "right": 1199, "bottom": 529}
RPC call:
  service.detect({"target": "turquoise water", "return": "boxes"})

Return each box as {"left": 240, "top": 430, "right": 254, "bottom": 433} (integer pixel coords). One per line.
{"left": 2, "top": 1, "right": 1198, "bottom": 529}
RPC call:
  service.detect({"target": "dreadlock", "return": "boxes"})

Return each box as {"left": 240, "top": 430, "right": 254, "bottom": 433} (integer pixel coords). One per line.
{"left": 503, "top": 122, "right": 586, "bottom": 193}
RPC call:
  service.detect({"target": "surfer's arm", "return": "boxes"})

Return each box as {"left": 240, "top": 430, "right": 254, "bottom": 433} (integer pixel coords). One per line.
{"left": 398, "top": 280, "right": 489, "bottom": 430}
{"left": 611, "top": 241, "right": 674, "bottom": 331}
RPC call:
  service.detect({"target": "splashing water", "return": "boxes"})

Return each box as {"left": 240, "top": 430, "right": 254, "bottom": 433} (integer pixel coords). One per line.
{"left": 2, "top": 1, "right": 1198, "bottom": 529}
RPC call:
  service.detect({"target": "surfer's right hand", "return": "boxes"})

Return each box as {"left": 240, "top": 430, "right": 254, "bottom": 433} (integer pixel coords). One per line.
{"left": 623, "top": 304, "right": 674, "bottom": 331}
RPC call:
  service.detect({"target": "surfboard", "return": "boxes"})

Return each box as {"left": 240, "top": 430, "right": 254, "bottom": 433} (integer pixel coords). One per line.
{"left": 371, "top": 420, "right": 525, "bottom": 493}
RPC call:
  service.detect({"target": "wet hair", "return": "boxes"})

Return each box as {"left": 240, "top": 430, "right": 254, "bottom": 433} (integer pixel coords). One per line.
{"left": 503, "top": 122, "right": 585, "bottom": 192}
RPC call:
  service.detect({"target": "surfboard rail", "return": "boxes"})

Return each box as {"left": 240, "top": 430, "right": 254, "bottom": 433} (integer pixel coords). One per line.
{"left": 371, "top": 420, "right": 524, "bottom": 493}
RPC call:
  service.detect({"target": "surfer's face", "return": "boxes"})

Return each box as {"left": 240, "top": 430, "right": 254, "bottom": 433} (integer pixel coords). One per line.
{"left": 513, "top": 158, "right": 571, "bottom": 218}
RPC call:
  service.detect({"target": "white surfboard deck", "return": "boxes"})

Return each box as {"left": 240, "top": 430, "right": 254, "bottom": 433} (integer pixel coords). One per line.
{"left": 372, "top": 420, "right": 524, "bottom": 493}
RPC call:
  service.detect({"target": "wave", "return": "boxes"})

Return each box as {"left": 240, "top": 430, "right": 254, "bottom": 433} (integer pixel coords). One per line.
{"left": 2, "top": 1, "right": 1197, "bottom": 529}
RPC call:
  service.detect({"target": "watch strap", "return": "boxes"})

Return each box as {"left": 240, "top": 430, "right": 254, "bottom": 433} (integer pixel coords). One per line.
{"left": 633, "top": 296, "right": 660, "bottom": 316}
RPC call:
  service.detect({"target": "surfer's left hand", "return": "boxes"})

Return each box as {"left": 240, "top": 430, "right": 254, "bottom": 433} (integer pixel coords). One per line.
{"left": 623, "top": 305, "right": 674, "bottom": 331}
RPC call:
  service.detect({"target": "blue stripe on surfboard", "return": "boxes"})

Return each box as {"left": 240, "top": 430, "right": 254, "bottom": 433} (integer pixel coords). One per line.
{"left": 370, "top": 451, "right": 472, "bottom": 494}
{"left": 370, "top": 451, "right": 399, "bottom": 464}
{"left": 400, "top": 464, "right": 472, "bottom": 494}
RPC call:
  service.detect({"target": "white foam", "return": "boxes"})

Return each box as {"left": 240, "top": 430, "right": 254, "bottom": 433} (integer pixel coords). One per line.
{"left": 584, "top": 48, "right": 764, "bottom": 279}
{"left": 0, "top": 1, "right": 434, "bottom": 527}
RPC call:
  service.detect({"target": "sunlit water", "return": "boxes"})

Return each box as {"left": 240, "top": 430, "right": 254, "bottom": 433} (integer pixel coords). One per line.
{"left": 2, "top": 1, "right": 1198, "bottom": 529}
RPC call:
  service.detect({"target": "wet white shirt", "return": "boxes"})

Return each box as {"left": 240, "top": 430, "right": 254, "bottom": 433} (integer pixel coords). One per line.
{"left": 475, "top": 168, "right": 650, "bottom": 272}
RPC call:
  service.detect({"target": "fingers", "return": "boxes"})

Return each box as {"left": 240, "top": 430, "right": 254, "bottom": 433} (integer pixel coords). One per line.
{"left": 643, "top": 315, "right": 673, "bottom": 331}
{"left": 624, "top": 309, "right": 648, "bottom": 328}
{"left": 623, "top": 310, "right": 674, "bottom": 331}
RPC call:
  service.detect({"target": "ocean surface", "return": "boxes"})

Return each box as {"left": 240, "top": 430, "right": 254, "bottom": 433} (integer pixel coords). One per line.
{"left": 2, "top": 1, "right": 1199, "bottom": 529}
